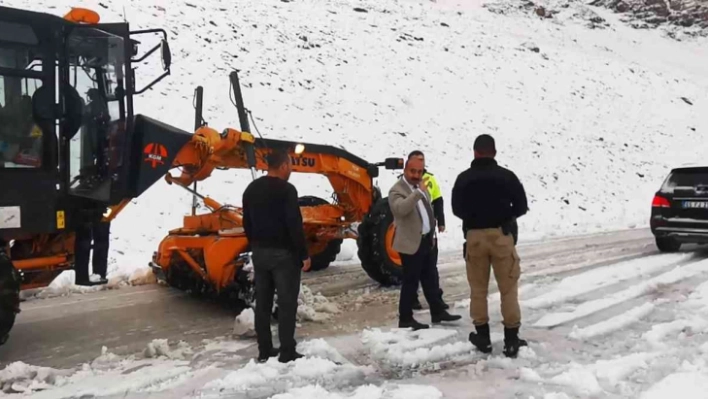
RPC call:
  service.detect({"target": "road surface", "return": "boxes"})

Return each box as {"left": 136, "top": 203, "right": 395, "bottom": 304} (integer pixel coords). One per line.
{"left": 0, "top": 228, "right": 663, "bottom": 369}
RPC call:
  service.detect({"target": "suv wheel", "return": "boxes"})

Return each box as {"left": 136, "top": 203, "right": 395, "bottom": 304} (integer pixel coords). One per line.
{"left": 656, "top": 237, "right": 681, "bottom": 253}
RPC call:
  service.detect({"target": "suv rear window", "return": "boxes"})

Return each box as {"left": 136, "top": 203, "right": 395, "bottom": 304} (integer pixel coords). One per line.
{"left": 661, "top": 168, "right": 708, "bottom": 192}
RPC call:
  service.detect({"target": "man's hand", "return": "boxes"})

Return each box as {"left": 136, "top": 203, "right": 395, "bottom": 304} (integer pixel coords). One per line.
{"left": 302, "top": 257, "right": 312, "bottom": 272}
{"left": 417, "top": 181, "right": 429, "bottom": 195}
{"left": 438, "top": 225, "right": 446, "bottom": 233}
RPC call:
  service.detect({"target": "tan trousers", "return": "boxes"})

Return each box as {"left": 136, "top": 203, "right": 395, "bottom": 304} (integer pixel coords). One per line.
{"left": 465, "top": 228, "right": 521, "bottom": 328}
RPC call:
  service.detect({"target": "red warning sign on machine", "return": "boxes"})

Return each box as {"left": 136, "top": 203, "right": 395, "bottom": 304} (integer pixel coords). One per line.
{"left": 143, "top": 143, "right": 168, "bottom": 168}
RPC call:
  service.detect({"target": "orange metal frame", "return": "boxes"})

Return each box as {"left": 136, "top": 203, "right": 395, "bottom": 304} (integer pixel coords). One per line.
{"left": 6, "top": 116, "right": 383, "bottom": 293}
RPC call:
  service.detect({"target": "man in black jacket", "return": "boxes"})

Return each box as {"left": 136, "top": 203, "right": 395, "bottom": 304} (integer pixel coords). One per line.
{"left": 242, "top": 149, "right": 311, "bottom": 364}
{"left": 452, "top": 134, "right": 529, "bottom": 358}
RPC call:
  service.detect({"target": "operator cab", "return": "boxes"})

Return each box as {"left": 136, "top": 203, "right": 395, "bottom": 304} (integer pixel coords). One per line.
{"left": 0, "top": 6, "right": 170, "bottom": 234}
{"left": 64, "top": 26, "right": 129, "bottom": 199}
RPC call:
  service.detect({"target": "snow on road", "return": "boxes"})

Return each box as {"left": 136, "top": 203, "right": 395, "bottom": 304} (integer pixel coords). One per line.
{"left": 3, "top": 248, "right": 708, "bottom": 398}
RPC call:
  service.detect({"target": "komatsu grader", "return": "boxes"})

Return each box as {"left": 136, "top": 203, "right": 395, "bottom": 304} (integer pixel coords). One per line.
{"left": 0, "top": 5, "right": 410, "bottom": 346}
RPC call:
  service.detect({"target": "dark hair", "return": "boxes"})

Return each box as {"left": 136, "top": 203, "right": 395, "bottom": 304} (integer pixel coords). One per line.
{"left": 266, "top": 149, "right": 290, "bottom": 169}
{"left": 408, "top": 150, "right": 424, "bottom": 159}
{"left": 473, "top": 134, "right": 496, "bottom": 154}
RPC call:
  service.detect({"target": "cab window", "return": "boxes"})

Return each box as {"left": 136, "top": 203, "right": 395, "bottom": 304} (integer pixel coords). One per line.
{"left": 0, "top": 42, "right": 44, "bottom": 169}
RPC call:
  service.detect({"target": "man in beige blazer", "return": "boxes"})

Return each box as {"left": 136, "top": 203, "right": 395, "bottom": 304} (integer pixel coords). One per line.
{"left": 389, "top": 156, "right": 461, "bottom": 330}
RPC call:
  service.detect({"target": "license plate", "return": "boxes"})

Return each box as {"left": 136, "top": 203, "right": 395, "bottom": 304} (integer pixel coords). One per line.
{"left": 682, "top": 201, "right": 708, "bottom": 209}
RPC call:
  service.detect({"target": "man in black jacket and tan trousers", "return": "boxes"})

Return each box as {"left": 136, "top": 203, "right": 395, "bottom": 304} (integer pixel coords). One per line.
{"left": 452, "top": 134, "right": 529, "bottom": 358}
{"left": 389, "top": 156, "right": 461, "bottom": 330}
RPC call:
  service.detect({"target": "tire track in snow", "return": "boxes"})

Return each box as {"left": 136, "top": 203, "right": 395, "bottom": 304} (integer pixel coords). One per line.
{"left": 533, "top": 257, "right": 708, "bottom": 328}
{"left": 302, "top": 230, "right": 654, "bottom": 297}
{"left": 443, "top": 241, "right": 659, "bottom": 309}
{"left": 523, "top": 252, "right": 696, "bottom": 310}
{"left": 567, "top": 302, "right": 656, "bottom": 340}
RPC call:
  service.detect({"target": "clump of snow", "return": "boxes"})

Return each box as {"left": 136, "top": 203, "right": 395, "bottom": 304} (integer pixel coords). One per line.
{"left": 453, "top": 299, "right": 470, "bottom": 309}
{"left": 233, "top": 308, "right": 256, "bottom": 337}
{"left": 90, "top": 346, "right": 123, "bottom": 368}
{"left": 127, "top": 266, "right": 158, "bottom": 286}
{"left": 0, "top": 362, "right": 71, "bottom": 394}
{"left": 143, "top": 339, "right": 194, "bottom": 360}
{"left": 298, "top": 338, "right": 351, "bottom": 365}
{"left": 333, "top": 241, "right": 357, "bottom": 263}
{"left": 361, "top": 328, "right": 477, "bottom": 369}
{"left": 297, "top": 285, "right": 341, "bottom": 322}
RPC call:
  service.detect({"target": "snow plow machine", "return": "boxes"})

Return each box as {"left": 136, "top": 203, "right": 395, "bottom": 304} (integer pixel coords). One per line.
{"left": 0, "top": 5, "right": 411, "bottom": 346}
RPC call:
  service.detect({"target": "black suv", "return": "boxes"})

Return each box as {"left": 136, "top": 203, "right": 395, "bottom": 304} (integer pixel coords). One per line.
{"left": 651, "top": 166, "right": 708, "bottom": 252}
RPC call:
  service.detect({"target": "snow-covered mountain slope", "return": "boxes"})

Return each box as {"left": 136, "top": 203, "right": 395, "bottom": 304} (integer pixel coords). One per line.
{"left": 4, "top": 0, "right": 708, "bottom": 282}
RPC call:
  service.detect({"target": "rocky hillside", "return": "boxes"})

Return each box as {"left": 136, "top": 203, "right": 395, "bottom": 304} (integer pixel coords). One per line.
{"left": 486, "top": 0, "right": 708, "bottom": 38}
{"left": 591, "top": 0, "right": 708, "bottom": 36}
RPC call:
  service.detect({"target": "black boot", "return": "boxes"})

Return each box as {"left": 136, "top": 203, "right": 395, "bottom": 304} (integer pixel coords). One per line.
{"left": 399, "top": 317, "right": 429, "bottom": 331}
{"left": 278, "top": 348, "right": 304, "bottom": 363}
{"left": 257, "top": 347, "right": 279, "bottom": 363}
{"left": 432, "top": 310, "right": 462, "bottom": 324}
{"left": 469, "top": 323, "right": 492, "bottom": 354}
{"left": 503, "top": 327, "right": 528, "bottom": 358}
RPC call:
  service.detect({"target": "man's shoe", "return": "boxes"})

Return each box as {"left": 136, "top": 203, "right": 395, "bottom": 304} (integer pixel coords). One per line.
{"left": 503, "top": 327, "right": 528, "bottom": 358}
{"left": 469, "top": 323, "right": 492, "bottom": 354}
{"left": 431, "top": 310, "right": 462, "bottom": 324}
{"left": 399, "top": 318, "right": 429, "bottom": 331}
{"left": 257, "top": 347, "right": 279, "bottom": 363}
{"left": 278, "top": 350, "right": 304, "bottom": 363}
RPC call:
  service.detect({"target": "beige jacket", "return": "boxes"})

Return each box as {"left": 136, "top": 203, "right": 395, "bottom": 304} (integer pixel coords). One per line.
{"left": 388, "top": 177, "right": 436, "bottom": 255}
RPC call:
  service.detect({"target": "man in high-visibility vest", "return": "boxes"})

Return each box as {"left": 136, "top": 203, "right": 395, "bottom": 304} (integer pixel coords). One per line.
{"left": 407, "top": 150, "right": 449, "bottom": 311}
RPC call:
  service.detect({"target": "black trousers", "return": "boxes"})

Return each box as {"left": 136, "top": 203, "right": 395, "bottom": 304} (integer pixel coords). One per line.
{"left": 399, "top": 233, "right": 445, "bottom": 321}
{"left": 74, "top": 220, "right": 110, "bottom": 282}
{"left": 252, "top": 248, "right": 301, "bottom": 355}
{"left": 417, "top": 238, "right": 443, "bottom": 300}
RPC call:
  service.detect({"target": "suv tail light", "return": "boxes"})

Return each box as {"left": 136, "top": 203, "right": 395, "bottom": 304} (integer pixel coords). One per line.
{"left": 652, "top": 195, "right": 670, "bottom": 208}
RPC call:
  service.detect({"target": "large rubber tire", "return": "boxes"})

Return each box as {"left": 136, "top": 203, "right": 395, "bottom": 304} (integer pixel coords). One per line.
{"left": 298, "top": 196, "right": 342, "bottom": 272}
{"left": 357, "top": 197, "right": 403, "bottom": 286}
{"left": 0, "top": 250, "right": 21, "bottom": 346}
{"left": 656, "top": 236, "right": 681, "bottom": 253}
